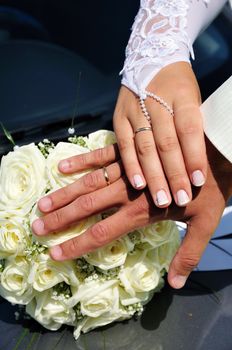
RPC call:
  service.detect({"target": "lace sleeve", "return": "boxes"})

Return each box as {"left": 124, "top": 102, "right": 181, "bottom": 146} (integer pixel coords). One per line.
{"left": 121, "top": 0, "right": 228, "bottom": 96}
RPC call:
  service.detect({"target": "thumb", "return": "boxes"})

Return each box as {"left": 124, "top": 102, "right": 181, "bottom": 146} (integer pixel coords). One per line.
{"left": 168, "top": 215, "right": 213, "bottom": 289}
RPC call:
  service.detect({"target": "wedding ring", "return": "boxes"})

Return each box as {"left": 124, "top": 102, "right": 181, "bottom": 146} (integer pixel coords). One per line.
{"left": 102, "top": 167, "right": 110, "bottom": 186}
{"left": 134, "top": 126, "right": 152, "bottom": 136}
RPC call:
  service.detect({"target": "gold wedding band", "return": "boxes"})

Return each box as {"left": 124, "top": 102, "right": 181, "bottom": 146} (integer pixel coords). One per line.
{"left": 102, "top": 167, "right": 110, "bottom": 186}
{"left": 134, "top": 126, "right": 152, "bottom": 136}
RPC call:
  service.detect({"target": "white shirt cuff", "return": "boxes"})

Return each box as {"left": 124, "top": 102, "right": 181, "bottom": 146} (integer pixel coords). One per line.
{"left": 201, "top": 76, "right": 232, "bottom": 163}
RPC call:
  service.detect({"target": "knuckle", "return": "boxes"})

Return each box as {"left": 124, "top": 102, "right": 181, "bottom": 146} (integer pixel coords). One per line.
{"left": 117, "top": 138, "right": 132, "bottom": 153}
{"left": 127, "top": 197, "right": 150, "bottom": 220}
{"left": 178, "top": 121, "right": 200, "bottom": 136}
{"left": 66, "top": 238, "right": 79, "bottom": 257}
{"left": 136, "top": 140, "right": 154, "bottom": 157}
{"left": 168, "top": 172, "right": 188, "bottom": 185}
{"left": 78, "top": 153, "right": 88, "bottom": 167}
{"left": 178, "top": 253, "right": 199, "bottom": 272}
{"left": 59, "top": 185, "right": 71, "bottom": 201}
{"left": 157, "top": 137, "right": 178, "bottom": 153}
{"left": 78, "top": 194, "right": 94, "bottom": 213}
{"left": 51, "top": 210, "right": 63, "bottom": 227}
{"left": 82, "top": 171, "right": 101, "bottom": 190}
{"left": 146, "top": 173, "right": 164, "bottom": 184}
{"left": 94, "top": 147, "right": 108, "bottom": 164}
{"left": 89, "top": 223, "right": 109, "bottom": 247}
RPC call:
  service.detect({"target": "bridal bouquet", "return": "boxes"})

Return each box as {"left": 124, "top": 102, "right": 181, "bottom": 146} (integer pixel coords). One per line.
{"left": 0, "top": 130, "right": 180, "bottom": 340}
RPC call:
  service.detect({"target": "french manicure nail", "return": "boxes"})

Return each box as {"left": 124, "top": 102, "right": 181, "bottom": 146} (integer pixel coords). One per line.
{"left": 39, "top": 197, "right": 52, "bottom": 212}
{"left": 171, "top": 275, "right": 187, "bottom": 289}
{"left": 32, "top": 219, "right": 45, "bottom": 235}
{"left": 192, "top": 170, "right": 205, "bottom": 187}
{"left": 133, "top": 175, "right": 144, "bottom": 189}
{"left": 59, "top": 160, "right": 70, "bottom": 171}
{"left": 50, "top": 246, "right": 63, "bottom": 260}
{"left": 156, "top": 190, "right": 169, "bottom": 206}
{"left": 176, "top": 190, "right": 190, "bottom": 206}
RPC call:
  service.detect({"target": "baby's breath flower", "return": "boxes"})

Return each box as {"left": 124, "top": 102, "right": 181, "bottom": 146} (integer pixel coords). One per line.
{"left": 24, "top": 241, "right": 47, "bottom": 261}
{"left": 129, "top": 231, "right": 142, "bottom": 245}
{"left": 68, "top": 135, "right": 88, "bottom": 148}
{"left": 37, "top": 139, "right": 55, "bottom": 158}
{"left": 125, "top": 302, "right": 144, "bottom": 317}
{"left": 52, "top": 282, "right": 72, "bottom": 301}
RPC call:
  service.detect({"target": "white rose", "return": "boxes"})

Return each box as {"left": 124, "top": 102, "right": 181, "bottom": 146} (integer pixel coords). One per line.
{"left": 30, "top": 203, "right": 101, "bottom": 247}
{"left": 31, "top": 253, "right": 79, "bottom": 292}
{"left": 139, "top": 221, "right": 178, "bottom": 249}
{"left": 84, "top": 236, "right": 134, "bottom": 270}
{"left": 0, "top": 144, "right": 47, "bottom": 216}
{"left": 66, "top": 279, "right": 119, "bottom": 315}
{"left": 74, "top": 305, "right": 130, "bottom": 339}
{"left": 119, "top": 250, "right": 161, "bottom": 299}
{"left": 26, "top": 290, "right": 76, "bottom": 331}
{"left": 0, "top": 216, "right": 29, "bottom": 259}
{"left": 46, "top": 142, "right": 90, "bottom": 189}
{"left": 0, "top": 256, "right": 34, "bottom": 304}
{"left": 85, "top": 130, "right": 117, "bottom": 150}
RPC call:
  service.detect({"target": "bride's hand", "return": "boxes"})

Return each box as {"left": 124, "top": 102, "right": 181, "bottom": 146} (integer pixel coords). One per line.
{"left": 113, "top": 62, "right": 207, "bottom": 207}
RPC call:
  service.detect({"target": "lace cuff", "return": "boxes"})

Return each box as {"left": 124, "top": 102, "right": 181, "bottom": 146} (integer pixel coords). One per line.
{"left": 121, "top": 0, "right": 228, "bottom": 96}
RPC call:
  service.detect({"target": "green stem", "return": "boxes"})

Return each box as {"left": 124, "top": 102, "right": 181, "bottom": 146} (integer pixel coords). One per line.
{"left": 82, "top": 334, "right": 89, "bottom": 350}
{"left": 12, "top": 328, "right": 29, "bottom": 350}
{"left": 101, "top": 331, "right": 106, "bottom": 350}
{"left": 51, "top": 330, "right": 66, "bottom": 350}
{"left": 25, "top": 333, "right": 40, "bottom": 350}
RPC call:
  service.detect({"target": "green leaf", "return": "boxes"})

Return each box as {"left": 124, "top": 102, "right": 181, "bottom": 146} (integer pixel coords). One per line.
{"left": 0, "top": 122, "right": 15, "bottom": 146}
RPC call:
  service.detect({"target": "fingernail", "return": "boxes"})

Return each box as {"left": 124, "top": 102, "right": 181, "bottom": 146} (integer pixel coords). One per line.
{"left": 156, "top": 190, "right": 169, "bottom": 206}
{"left": 32, "top": 219, "right": 45, "bottom": 235}
{"left": 50, "top": 246, "right": 63, "bottom": 260}
{"left": 176, "top": 190, "right": 190, "bottom": 206}
{"left": 39, "top": 197, "right": 52, "bottom": 212}
{"left": 171, "top": 275, "right": 187, "bottom": 289}
{"left": 133, "top": 175, "right": 144, "bottom": 189}
{"left": 59, "top": 160, "right": 70, "bottom": 172}
{"left": 192, "top": 170, "right": 205, "bottom": 187}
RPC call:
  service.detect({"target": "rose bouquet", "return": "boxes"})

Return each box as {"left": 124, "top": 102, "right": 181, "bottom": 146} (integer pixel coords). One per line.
{"left": 0, "top": 130, "right": 180, "bottom": 340}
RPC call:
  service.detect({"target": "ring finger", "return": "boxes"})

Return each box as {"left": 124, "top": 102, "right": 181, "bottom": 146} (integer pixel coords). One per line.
{"left": 130, "top": 114, "right": 172, "bottom": 207}
{"left": 38, "top": 161, "right": 123, "bottom": 213}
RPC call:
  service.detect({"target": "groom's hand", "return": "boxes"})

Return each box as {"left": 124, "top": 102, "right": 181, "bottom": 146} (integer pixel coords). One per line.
{"left": 32, "top": 141, "right": 232, "bottom": 289}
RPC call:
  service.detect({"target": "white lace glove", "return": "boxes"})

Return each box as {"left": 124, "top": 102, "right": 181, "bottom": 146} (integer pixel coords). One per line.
{"left": 121, "top": 0, "right": 228, "bottom": 96}
{"left": 112, "top": 0, "right": 230, "bottom": 209}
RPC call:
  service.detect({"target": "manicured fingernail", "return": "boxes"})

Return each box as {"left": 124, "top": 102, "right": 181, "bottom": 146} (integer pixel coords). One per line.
{"left": 39, "top": 197, "right": 52, "bottom": 212}
{"left": 50, "top": 246, "right": 63, "bottom": 260}
{"left": 176, "top": 190, "right": 190, "bottom": 206}
{"left": 192, "top": 170, "right": 205, "bottom": 187}
{"left": 171, "top": 275, "right": 187, "bottom": 289}
{"left": 156, "top": 190, "right": 169, "bottom": 206}
{"left": 133, "top": 175, "right": 144, "bottom": 189}
{"left": 32, "top": 219, "right": 45, "bottom": 235}
{"left": 59, "top": 160, "right": 70, "bottom": 172}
